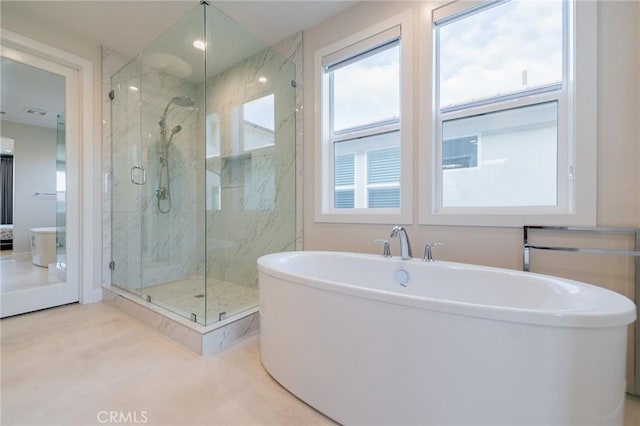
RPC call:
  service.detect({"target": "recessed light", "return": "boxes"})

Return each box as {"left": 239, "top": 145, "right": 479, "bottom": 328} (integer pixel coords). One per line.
{"left": 24, "top": 107, "right": 47, "bottom": 116}
{"left": 193, "top": 40, "right": 206, "bottom": 51}
{"left": 129, "top": 86, "right": 139, "bottom": 92}
{"left": 258, "top": 76, "right": 268, "bottom": 83}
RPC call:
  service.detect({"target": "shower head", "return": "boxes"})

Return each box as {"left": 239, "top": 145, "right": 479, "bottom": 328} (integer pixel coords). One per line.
{"left": 166, "top": 125, "right": 184, "bottom": 145}
{"left": 160, "top": 96, "right": 195, "bottom": 129}
{"left": 170, "top": 96, "right": 195, "bottom": 107}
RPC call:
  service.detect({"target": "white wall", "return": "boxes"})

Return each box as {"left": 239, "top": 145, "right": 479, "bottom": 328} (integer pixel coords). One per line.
{"left": 303, "top": 0, "right": 640, "bottom": 268}
{"left": 0, "top": 121, "right": 57, "bottom": 253}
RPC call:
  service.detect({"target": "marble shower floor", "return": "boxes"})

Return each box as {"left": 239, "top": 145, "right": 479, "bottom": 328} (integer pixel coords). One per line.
{"left": 0, "top": 252, "right": 63, "bottom": 293}
{"left": 119, "top": 276, "right": 258, "bottom": 325}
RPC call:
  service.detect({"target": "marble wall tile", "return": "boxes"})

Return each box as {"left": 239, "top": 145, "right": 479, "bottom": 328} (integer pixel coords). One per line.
{"left": 103, "top": 289, "right": 203, "bottom": 355}
{"left": 201, "top": 311, "right": 260, "bottom": 356}
{"left": 104, "top": 288, "right": 258, "bottom": 356}
{"left": 204, "top": 33, "right": 300, "bottom": 306}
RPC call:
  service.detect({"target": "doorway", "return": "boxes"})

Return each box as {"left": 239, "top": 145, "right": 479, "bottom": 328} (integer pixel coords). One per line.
{"left": 0, "top": 29, "right": 96, "bottom": 316}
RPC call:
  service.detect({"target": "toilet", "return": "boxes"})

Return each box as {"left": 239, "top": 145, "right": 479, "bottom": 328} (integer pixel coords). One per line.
{"left": 30, "top": 227, "right": 57, "bottom": 267}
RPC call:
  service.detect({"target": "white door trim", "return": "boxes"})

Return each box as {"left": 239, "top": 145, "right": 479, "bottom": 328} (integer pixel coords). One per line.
{"left": 1, "top": 28, "right": 101, "bottom": 308}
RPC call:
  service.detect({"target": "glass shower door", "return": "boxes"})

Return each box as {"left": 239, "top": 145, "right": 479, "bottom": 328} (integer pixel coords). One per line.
{"left": 110, "top": 57, "right": 143, "bottom": 296}
{"left": 138, "top": 5, "right": 206, "bottom": 324}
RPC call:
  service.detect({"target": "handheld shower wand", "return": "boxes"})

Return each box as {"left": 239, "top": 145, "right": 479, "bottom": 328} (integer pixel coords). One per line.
{"left": 156, "top": 97, "right": 194, "bottom": 214}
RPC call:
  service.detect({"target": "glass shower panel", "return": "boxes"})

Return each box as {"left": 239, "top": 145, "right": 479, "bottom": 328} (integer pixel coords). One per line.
{"left": 139, "top": 5, "right": 206, "bottom": 324}
{"left": 55, "top": 111, "right": 66, "bottom": 274}
{"left": 204, "top": 6, "right": 297, "bottom": 325}
{"left": 110, "top": 57, "right": 143, "bottom": 295}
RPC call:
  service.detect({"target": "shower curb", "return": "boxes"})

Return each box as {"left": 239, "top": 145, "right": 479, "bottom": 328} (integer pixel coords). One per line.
{"left": 103, "top": 287, "right": 260, "bottom": 355}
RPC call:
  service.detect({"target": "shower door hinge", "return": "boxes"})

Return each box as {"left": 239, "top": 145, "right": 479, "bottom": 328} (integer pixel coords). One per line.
{"left": 108, "top": 90, "right": 115, "bottom": 101}
{"left": 191, "top": 313, "right": 197, "bottom": 322}
{"left": 291, "top": 80, "right": 297, "bottom": 88}
{"left": 109, "top": 260, "right": 115, "bottom": 271}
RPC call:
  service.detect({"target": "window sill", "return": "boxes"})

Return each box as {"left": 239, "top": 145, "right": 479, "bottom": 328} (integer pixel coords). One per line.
{"left": 315, "top": 209, "right": 411, "bottom": 225}
{"left": 419, "top": 210, "right": 597, "bottom": 228}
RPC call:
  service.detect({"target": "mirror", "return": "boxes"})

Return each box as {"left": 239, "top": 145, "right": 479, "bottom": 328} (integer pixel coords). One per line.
{"left": 0, "top": 56, "right": 67, "bottom": 291}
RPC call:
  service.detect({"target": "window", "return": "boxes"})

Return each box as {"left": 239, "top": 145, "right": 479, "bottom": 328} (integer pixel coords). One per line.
{"left": 329, "top": 39, "right": 400, "bottom": 210}
{"left": 315, "top": 11, "right": 413, "bottom": 223}
{"left": 421, "top": 0, "right": 597, "bottom": 226}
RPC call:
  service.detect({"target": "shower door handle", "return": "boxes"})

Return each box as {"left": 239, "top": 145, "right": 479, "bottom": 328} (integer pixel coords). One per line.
{"left": 130, "top": 166, "right": 146, "bottom": 185}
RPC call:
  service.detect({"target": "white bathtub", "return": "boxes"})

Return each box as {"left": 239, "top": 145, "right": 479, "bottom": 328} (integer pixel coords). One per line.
{"left": 30, "top": 227, "right": 57, "bottom": 267}
{"left": 258, "top": 251, "right": 636, "bottom": 426}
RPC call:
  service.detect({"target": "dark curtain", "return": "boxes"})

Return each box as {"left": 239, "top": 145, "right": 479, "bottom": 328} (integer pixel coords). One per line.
{"left": 1, "top": 154, "right": 13, "bottom": 224}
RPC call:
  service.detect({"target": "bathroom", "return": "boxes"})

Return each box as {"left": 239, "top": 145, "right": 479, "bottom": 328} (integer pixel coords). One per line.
{"left": 1, "top": 0, "right": 639, "bottom": 425}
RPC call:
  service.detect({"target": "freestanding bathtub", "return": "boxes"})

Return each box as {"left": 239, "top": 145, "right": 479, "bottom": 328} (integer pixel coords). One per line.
{"left": 30, "top": 227, "right": 57, "bottom": 267}
{"left": 258, "top": 251, "right": 636, "bottom": 426}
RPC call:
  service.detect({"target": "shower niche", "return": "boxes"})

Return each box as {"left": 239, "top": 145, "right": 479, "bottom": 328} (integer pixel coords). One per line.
{"left": 107, "top": 2, "right": 298, "bottom": 331}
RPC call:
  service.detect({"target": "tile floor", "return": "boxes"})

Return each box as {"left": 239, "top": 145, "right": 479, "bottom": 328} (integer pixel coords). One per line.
{"left": 1, "top": 302, "right": 639, "bottom": 426}
{"left": 1, "top": 303, "right": 334, "bottom": 426}
{"left": 0, "top": 252, "right": 62, "bottom": 293}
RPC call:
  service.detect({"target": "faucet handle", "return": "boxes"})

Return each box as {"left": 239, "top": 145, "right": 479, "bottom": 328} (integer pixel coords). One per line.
{"left": 374, "top": 239, "right": 392, "bottom": 258}
{"left": 423, "top": 242, "right": 444, "bottom": 262}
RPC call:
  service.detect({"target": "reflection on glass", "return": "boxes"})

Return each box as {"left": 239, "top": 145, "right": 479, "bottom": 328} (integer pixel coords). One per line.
{"left": 442, "top": 101, "right": 558, "bottom": 207}
{"left": 206, "top": 113, "right": 221, "bottom": 211}
{"left": 56, "top": 112, "right": 66, "bottom": 273}
{"left": 206, "top": 170, "right": 221, "bottom": 210}
{"left": 243, "top": 94, "right": 275, "bottom": 151}
{"left": 243, "top": 153, "right": 275, "bottom": 211}
{"left": 206, "top": 113, "right": 221, "bottom": 158}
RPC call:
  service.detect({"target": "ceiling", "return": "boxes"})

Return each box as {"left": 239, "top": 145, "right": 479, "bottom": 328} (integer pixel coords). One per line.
{"left": 0, "top": 1, "right": 357, "bottom": 57}
{"left": 1, "top": 57, "right": 65, "bottom": 130}
{"left": 0, "top": 0, "right": 357, "bottom": 129}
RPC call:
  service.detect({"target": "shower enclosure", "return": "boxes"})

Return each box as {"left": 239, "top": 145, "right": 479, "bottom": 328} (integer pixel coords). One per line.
{"left": 109, "top": 2, "right": 297, "bottom": 326}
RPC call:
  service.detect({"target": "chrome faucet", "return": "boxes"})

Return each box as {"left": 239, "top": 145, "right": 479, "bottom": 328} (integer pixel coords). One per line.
{"left": 374, "top": 239, "right": 392, "bottom": 257}
{"left": 390, "top": 226, "right": 412, "bottom": 260}
{"left": 423, "top": 243, "right": 444, "bottom": 262}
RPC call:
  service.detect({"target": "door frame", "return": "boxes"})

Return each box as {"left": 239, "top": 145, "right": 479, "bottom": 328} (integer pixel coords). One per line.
{"left": 1, "top": 28, "right": 100, "bottom": 314}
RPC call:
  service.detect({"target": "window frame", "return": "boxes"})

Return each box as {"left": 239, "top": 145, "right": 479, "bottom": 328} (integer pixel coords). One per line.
{"left": 314, "top": 10, "right": 413, "bottom": 224}
{"left": 418, "top": 0, "right": 597, "bottom": 227}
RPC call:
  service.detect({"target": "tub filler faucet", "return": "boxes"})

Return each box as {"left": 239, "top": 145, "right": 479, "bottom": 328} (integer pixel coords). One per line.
{"left": 390, "top": 226, "right": 412, "bottom": 260}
